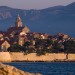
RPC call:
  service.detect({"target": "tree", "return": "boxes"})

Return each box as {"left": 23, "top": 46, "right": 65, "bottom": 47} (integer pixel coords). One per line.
{"left": 7, "top": 43, "right": 25, "bottom": 52}
{"left": 63, "top": 40, "right": 75, "bottom": 53}
{"left": 23, "top": 41, "right": 31, "bottom": 46}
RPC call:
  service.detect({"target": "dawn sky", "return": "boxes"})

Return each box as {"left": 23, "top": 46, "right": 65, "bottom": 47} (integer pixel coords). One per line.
{"left": 0, "top": 0, "right": 75, "bottom": 9}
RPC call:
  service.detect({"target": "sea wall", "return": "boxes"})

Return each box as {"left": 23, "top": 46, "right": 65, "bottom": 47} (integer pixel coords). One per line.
{"left": 0, "top": 52, "right": 11, "bottom": 62}
{"left": 10, "top": 53, "right": 67, "bottom": 62}
{"left": 68, "top": 54, "right": 75, "bottom": 61}
{"left": 0, "top": 52, "right": 75, "bottom": 62}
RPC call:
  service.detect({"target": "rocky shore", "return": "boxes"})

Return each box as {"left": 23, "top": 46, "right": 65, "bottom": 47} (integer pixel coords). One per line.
{"left": 0, "top": 63, "right": 42, "bottom": 75}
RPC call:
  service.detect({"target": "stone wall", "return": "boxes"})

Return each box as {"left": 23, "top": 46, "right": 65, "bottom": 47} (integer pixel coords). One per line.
{"left": 0, "top": 52, "right": 11, "bottom": 62}
{"left": 10, "top": 53, "right": 67, "bottom": 62}
{"left": 0, "top": 52, "right": 75, "bottom": 62}
{"left": 68, "top": 54, "right": 75, "bottom": 61}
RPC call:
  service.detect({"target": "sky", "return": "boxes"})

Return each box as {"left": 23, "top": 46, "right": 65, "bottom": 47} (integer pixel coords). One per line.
{"left": 0, "top": 0, "right": 75, "bottom": 9}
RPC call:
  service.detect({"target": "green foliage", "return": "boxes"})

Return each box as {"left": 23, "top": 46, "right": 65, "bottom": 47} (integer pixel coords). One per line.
{"left": 7, "top": 43, "right": 25, "bottom": 52}
{"left": 46, "top": 39, "right": 53, "bottom": 45}
{"left": 23, "top": 41, "right": 31, "bottom": 46}
{"left": 36, "top": 49, "right": 46, "bottom": 56}
{"left": 63, "top": 40, "right": 75, "bottom": 53}
{"left": 7, "top": 38, "right": 75, "bottom": 55}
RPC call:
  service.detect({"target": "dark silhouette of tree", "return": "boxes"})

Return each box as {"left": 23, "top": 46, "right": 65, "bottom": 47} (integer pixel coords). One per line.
{"left": 7, "top": 43, "right": 25, "bottom": 52}
{"left": 63, "top": 40, "right": 75, "bottom": 53}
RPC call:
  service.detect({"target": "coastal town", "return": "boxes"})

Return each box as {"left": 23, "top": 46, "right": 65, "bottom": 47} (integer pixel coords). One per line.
{"left": 0, "top": 15, "right": 75, "bottom": 55}
{"left": 0, "top": 1, "right": 75, "bottom": 75}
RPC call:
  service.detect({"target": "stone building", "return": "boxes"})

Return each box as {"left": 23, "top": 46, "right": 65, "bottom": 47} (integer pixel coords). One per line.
{"left": 8, "top": 14, "right": 30, "bottom": 36}
{"left": 15, "top": 14, "right": 22, "bottom": 27}
{"left": 0, "top": 40, "right": 10, "bottom": 51}
{"left": 7, "top": 15, "right": 30, "bottom": 46}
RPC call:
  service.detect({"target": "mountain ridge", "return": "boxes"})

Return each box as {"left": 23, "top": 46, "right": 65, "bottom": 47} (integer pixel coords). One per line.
{"left": 0, "top": 2, "right": 75, "bottom": 37}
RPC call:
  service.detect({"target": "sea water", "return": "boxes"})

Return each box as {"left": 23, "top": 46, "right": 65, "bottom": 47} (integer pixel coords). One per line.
{"left": 4, "top": 62, "right": 75, "bottom": 75}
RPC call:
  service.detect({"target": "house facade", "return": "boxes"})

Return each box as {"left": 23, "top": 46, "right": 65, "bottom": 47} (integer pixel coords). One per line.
{"left": 0, "top": 40, "right": 10, "bottom": 51}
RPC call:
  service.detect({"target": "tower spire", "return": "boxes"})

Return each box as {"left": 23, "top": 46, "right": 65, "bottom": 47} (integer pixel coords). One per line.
{"left": 15, "top": 14, "right": 22, "bottom": 27}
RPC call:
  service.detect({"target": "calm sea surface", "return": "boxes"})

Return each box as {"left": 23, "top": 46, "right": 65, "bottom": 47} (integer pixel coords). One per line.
{"left": 4, "top": 62, "right": 75, "bottom": 75}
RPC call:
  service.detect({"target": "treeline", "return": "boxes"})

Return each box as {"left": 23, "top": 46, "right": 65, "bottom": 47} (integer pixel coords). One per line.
{"left": 7, "top": 39, "right": 75, "bottom": 55}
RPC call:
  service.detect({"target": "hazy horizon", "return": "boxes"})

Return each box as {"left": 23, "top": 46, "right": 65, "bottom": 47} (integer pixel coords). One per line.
{"left": 0, "top": 0, "right": 75, "bottom": 9}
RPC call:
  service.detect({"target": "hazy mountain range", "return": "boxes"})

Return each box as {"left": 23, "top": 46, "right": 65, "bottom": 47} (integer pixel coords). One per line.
{"left": 0, "top": 2, "right": 75, "bottom": 37}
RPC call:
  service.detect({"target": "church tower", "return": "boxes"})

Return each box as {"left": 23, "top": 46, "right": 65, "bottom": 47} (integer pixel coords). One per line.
{"left": 15, "top": 14, "right": 22, "bottom": 27}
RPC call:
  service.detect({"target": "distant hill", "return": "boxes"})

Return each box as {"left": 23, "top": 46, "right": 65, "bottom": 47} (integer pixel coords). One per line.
{"left": 0, "top": 2, "right": 75, "bottom": 37}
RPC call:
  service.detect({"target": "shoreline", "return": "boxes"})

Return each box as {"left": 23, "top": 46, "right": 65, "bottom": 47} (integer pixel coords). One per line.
{"left": 1, "top": 61, "right": 75, "bottom": 63}
{"left": 3, "top": 59, "right": 75, "bottom": 63}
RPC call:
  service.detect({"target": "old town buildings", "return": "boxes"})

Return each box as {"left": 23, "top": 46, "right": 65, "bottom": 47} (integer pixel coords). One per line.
{"left": 0, "top": 15, "right": 30, "bottom": 51}
{"left": 0, "top": 14, "right": 72, "bottom": 52}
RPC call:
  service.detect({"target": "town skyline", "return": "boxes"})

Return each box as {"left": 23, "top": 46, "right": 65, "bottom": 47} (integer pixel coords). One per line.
{"left": 0, "top": 0, "right": 75, "bottom": 9}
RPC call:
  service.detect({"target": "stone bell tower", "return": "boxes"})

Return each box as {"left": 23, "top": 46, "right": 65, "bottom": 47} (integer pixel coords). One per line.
{"left": 15, "top": 14, "right": 22, "bottom": 27}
